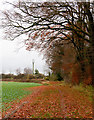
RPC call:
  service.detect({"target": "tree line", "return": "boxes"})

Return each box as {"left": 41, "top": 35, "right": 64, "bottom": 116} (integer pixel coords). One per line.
{"left": 1, "top": 68, "right": 44, "bottom": 81}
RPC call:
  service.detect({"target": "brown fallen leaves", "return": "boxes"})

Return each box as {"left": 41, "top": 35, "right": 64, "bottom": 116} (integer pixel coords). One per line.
{"left": 2, "top": 82, "right": 93, "bottom": 118}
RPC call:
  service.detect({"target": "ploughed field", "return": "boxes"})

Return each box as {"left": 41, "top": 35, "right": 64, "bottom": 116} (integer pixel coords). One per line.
{"left": 2, "top": 81, "right": 93, "bottom": 118}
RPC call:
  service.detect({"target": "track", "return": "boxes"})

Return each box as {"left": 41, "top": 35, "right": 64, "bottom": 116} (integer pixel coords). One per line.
{"left": 2, "top": 82, "right": 92, "bottom": 118}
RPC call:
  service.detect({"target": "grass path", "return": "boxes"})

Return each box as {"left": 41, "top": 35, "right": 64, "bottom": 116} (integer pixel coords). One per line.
{"left": 2, "top": 82, "right": 93, "bottom": 118}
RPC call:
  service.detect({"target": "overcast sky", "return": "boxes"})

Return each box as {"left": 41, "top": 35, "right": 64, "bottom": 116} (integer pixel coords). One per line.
{"left": 0, "top": 0, "right": 48, "bottom": 74}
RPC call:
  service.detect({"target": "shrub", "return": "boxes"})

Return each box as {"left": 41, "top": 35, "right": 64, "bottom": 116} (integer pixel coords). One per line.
{"left": 45, "top": 76, "right": 49, "bottom": 80}
{"left": 2, "top": 74, "right": 14, "bottom": 79}
{"left": 35, "top": 73, "right": 44, "bottom": 79}
{"left": 29, "top": 74, "right": 35, "bottom": 79}
{"left": 56, "top": 73, "right": 63, "bottom": 81}
{"left": 14, "top": 74, "right": 25, "bottom": 79}
{"left": 49, "top": 74, "right": 57, "bottom": 81}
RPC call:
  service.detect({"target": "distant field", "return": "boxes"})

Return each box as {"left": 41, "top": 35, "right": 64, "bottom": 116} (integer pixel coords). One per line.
{"left": 2, "top": 81, "right": 42, "bottom": 110}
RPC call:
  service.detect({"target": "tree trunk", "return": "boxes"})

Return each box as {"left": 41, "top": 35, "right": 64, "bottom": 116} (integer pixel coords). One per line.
{"left": 84, "top": 2, "right": 94, "bottom": 86}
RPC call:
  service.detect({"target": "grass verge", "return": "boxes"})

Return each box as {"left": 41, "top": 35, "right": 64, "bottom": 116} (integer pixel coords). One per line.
{"left": 72, "top": 83, "right": 94, "bottom": 101}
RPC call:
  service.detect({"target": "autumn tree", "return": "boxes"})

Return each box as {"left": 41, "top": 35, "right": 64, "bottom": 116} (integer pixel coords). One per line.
{"left": 45, "top": 41, "right": 64, "bottom": 81}
{"left": 1, "top": 1, "right": 94, "bottom": 85}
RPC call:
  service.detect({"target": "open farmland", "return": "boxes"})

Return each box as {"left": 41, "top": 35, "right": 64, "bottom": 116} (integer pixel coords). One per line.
{"left": 2, "top": 82, "right": 42, "bottom": 110}
{"left": 2, "top": 81, "right": 93, "bottom": 118}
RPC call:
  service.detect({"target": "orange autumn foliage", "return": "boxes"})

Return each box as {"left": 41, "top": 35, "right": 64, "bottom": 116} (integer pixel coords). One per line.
{"left": 71, "top": 63, "right": 92, "bottom": 85}
{"left": 72, "top": 63, "right": 81, "bottom": 85}
{"left": 83, "top": 65, "right": 92, "bottom": 85}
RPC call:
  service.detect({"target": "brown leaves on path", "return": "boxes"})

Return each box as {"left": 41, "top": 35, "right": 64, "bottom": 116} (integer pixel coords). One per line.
{"left": 56, "top": 85, "right": 92, "bottom": 118}
{"left": 2, "top": 82, "right": 93, "bottom": 118}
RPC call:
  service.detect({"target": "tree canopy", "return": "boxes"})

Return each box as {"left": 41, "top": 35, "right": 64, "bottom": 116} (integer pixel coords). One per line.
{"left": 1, "top": 1, "right": 94, "bottom": 86}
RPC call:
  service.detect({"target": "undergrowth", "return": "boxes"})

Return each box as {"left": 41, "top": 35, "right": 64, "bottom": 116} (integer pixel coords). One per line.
{"left": 69, "top": 83, "right": 93, "bottom": 101}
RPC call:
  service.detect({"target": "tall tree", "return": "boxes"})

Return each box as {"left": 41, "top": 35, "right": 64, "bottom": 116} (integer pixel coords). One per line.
{"left": 1, "top": 1, "right": 94, "bottom": 85}
{"left": 45, "top": 41, "right": 64, "bottom": 81}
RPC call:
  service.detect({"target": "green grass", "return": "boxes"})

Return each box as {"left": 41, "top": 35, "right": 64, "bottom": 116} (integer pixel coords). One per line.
{"left": 2, "top": 81, "right": 42, "bottom": 110}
